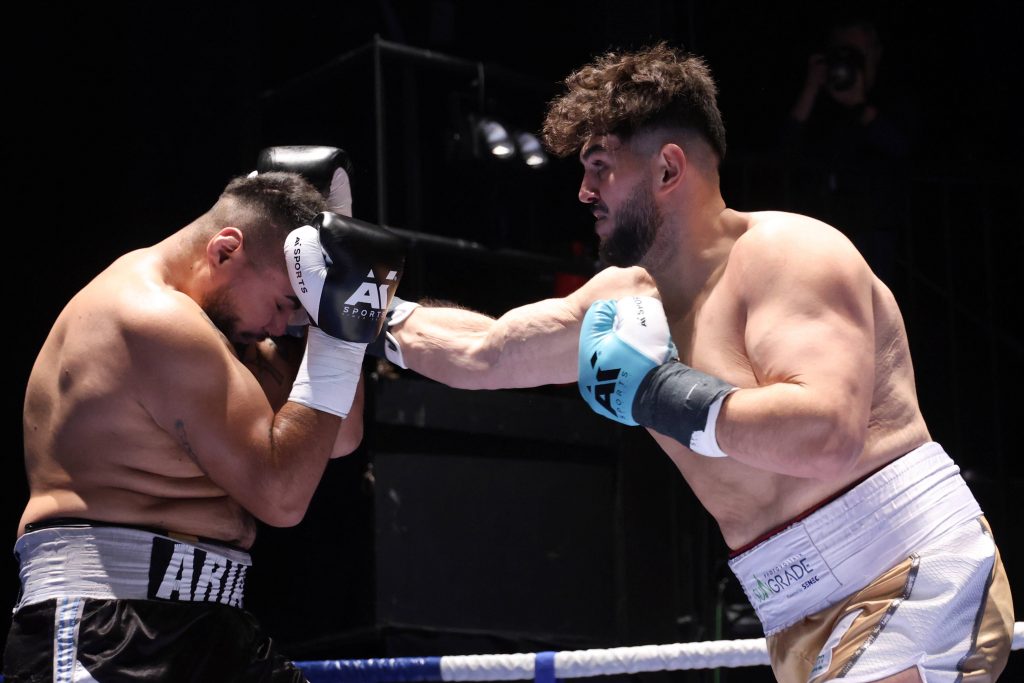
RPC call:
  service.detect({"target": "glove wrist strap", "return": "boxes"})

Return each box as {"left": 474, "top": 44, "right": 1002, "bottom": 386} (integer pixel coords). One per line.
{"left": 632, "top": 362, "right": 736, "bottom": 457}
{"left": 366, "top": 297, "right": 421, "bottom": 369}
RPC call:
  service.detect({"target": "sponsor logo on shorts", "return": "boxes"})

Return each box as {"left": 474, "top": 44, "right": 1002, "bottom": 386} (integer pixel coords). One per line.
{"left": 751, "top": 576, "right": 772, "bottom": 602}
{"left": 730, "top": 523, "right": 843, "bottom": 631}
{"left": 747, "top": 555, "right": 818, "bottom": 604}
{"left": 148, "top": 537, "right": 249, "bottom": 607}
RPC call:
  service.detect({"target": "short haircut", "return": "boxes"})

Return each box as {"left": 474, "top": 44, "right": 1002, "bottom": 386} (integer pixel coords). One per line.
{"left": 205, "top": 171, "right": 327, "bottom": 268}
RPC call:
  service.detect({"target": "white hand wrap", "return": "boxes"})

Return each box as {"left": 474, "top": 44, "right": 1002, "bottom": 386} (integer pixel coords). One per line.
{"left": 288, "top": 326, "right": 366, "bottom": 417}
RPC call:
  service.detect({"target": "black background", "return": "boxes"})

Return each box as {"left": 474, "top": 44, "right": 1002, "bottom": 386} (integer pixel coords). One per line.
{"left": 7, "top": 0, "right": 1023, "bottom": 678}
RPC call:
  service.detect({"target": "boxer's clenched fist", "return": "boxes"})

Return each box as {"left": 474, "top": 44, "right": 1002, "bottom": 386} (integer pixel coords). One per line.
{"left": 578, "top": 296, "right": 735, "bottom": 458}
{"left": 285, "top": 212, "right": 406, "bottom": 417}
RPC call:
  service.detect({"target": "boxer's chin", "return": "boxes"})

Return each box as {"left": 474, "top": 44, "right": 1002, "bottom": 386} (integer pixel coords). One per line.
{"left": 203, "top": 289, "right": 242, "bottom": 343}
{"left": 235, "top": 331, "right": 268, "bottom": 345}
{"left": 598, "top": 180, "right": 660, "bottom": 267}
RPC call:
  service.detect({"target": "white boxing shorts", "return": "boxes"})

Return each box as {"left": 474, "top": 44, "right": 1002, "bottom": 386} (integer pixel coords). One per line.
{"left": 728, "top": 442, "right": 1014, "bottom": 682}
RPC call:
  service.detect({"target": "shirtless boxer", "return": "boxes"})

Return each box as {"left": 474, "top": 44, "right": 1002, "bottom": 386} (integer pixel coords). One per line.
{"left": 7, "top": 168, "right": 405, "bottom": 681}
{"left": 375, "top": 45, "right": 1014, "bottom": 682}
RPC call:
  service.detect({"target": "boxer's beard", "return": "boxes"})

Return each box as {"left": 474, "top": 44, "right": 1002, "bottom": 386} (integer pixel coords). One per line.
{"left": 599, "top": 178, "right": 661, "bottom": 267}
{"left": 203, "top": 288, "right": 247, "bottom": 344}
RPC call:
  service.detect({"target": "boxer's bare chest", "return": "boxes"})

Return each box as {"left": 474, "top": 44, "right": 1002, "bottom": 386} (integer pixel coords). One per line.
{"left": 665, "top": 274, "right": 753, "bottom": 387}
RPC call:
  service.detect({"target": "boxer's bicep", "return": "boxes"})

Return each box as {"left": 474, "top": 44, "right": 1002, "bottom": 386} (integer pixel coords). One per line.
{"left": 740, "top": 229, "right": 874, "bottom": 409}
{"left": 133, "top": 309, "right": 276, "bottom": 464}
{"left": 717, "top": 226, "right": 875, "bottom": 476}
{"left": 127, "top": 308, "right": 290, "bottom": 507}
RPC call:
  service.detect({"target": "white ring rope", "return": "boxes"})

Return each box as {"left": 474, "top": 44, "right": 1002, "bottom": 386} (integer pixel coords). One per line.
{"left": 439, "top": 624, "right": 1023, "bottom": 680}
{"left": 300, "top": 623, "right": 1023, "bottom": 681}
{"left": 553, "top": 638, "right": 771, "bottom": 676}
{"left": 438, "top": 638, "right": 765, "bottom": 680}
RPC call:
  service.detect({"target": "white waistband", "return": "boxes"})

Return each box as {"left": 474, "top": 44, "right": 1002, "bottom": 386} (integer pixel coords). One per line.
{"left": 14, "top": 524, "right": 252, "bottom": 610}
{"left": 728, "top": 442, "right": 982, "bottom": 635}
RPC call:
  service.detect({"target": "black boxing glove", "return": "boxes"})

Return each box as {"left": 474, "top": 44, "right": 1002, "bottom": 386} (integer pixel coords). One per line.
{"left": 255, "top": 145, "right": 356, "bottom": 335}
{"left": 288, "top": 212, "right": 406, "bottom": 341}
{"left": 256, "top": 145, "right": 353, "bottom": 216}
{"left": 284, "top": 213, "right": 406, "bottom": 417}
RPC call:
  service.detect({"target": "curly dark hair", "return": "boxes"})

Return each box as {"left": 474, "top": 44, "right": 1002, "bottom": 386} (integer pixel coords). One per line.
{"left": 542, "top": 43, "right": 726, "bottom": 162}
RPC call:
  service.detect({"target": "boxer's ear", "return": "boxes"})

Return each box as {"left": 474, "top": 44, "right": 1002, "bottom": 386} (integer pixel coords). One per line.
{"left": 654, "top": 143, "right": 686, "bottom": 194}
{"left": 208, "top": 228, "right": 244, "bottom": 266}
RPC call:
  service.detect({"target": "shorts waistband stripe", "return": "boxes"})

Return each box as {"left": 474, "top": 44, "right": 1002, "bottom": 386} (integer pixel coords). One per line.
{"left": 15, "top": 525, "right": 252, "bottom": 610}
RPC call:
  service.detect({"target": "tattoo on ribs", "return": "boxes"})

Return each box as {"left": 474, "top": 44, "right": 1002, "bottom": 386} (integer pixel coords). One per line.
{"left": 174, "top": 419, "right": 201, "bottom": 464}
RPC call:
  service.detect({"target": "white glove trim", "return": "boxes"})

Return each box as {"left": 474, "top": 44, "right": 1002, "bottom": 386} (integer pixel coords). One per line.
{"left": 328, "top": 168, "right": 353, "bottom": 217}
{"left": 381, "top": 299, "right": 421, "bottom": 368}
{"left": 688, "top": 388, "right": 738, "bottom": 458}
{"left": 285, "top": 225, "right": 327, "bottom": 325}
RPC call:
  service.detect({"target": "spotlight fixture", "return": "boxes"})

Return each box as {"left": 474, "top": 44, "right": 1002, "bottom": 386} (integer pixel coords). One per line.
{"left": 476, "top": 117, "right": 515, "bottom": 159}
{"left": 515, "top": 131, "right": 548, "bottom": 168}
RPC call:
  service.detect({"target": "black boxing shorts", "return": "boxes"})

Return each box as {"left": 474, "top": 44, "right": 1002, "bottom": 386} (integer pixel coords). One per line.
{"left": 3, "top": 519, "right": 306, "bottom": 682}
{"left": 4, "top": 597, "right": 306, "bottom": 682}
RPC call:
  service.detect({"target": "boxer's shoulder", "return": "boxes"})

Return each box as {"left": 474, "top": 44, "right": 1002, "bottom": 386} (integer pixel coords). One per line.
{"left": 727, "top": 213, "right": 870, "bottom": 301}
{"left": 125, "top": 301, "right": 235, "bottom": 374}
{"left": 98, "top": 256, "right": 230, "bottom": 349}
{"left": 42, "top": 251, "right": 177, "bottom": 363}
{"left": 736, "top": 212, "right": 863, "bottom": 263}
{"left": 71, "top": 249, "right": 191, "bottom": 322}
{"left": 99, "top": 283, "right": 239, "bottom": 406}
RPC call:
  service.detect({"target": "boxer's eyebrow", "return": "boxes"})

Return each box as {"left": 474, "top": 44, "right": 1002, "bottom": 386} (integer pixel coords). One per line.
{"left": 581, "top": 143, "right": 607, "bottom": 161}
{"left": 287, "top": 296, "right": 302, "bottom": 310}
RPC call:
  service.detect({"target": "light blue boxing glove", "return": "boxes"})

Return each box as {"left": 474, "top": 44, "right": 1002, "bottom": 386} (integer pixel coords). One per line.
{"left": 579, "top": 296, "right": 675, "bottom": 425}
{"left": 579, "top": 296, "right": 737, "bottom": 458}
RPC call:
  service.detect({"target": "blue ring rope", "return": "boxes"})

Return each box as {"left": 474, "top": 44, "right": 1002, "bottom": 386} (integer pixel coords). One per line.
{"left": 297, "top": 657, "right": 443, "bottom": 683}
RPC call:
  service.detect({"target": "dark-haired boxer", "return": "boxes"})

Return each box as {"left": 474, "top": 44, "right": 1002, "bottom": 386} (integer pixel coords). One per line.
{"left": 240, "top": 145, "right": 358, "bottom": 405}
{"left": 373, "top": 45, "right": 1014, "bottom": 682}
{"left": 8, "top": 169, "right": 405, "bottom": 681}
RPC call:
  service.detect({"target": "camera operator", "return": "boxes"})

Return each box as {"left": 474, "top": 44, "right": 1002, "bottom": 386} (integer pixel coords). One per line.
{"left": 790, "top": 19, "right": 888, "bottom": 125}
{"left": 781, "top": 17, "right": 912, "bottom": 286}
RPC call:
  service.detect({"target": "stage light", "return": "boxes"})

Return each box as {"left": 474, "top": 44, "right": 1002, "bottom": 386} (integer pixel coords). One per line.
{"left": 515, "top": 131, "right": 548, "bottom": 168}
{"left": 477, "top": 118, "right": 515, "bottom": 159}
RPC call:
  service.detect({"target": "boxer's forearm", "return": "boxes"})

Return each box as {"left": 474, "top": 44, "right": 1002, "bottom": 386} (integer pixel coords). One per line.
{"left": 331, "top": 375, "right": 364, "bottom": 457}
{"left": 260, "top": 403, "right": 341, "bottom": 523}
{"left": 393, "top": 301, "right": 579, "bottom": 389}
{"left": 713, "top": 383, "right": 867, "bottom": 479}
